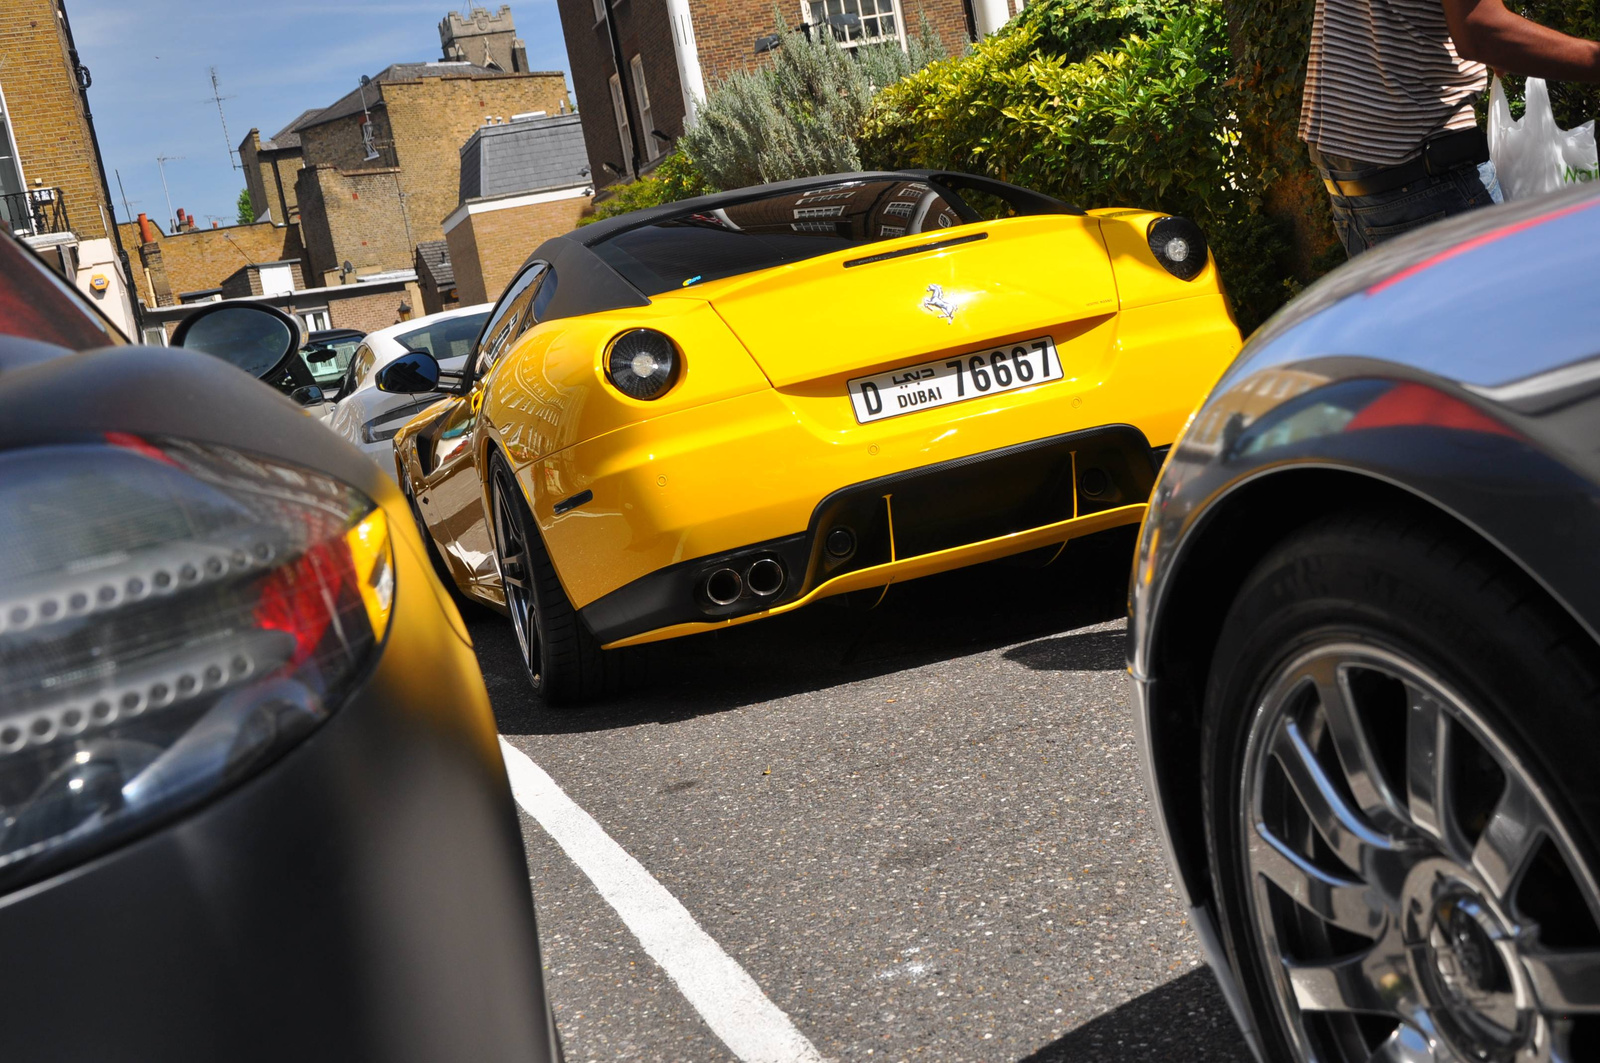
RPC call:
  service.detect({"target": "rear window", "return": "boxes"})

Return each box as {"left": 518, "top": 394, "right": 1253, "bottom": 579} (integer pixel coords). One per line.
{"left": 396, "top": 310, "right": 491, "bottom": 362}
{"left": 591, "top": 179, "right": 972, "bottom": 296}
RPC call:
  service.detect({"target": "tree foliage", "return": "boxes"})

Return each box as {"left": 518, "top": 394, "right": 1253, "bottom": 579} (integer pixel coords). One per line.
{"left": 236, "top": 187, "right": 254, "bottom": 225}
{"left": 679, "top": 16, "right": 946, "bottom": 189}
{"left": 861, "top": 0, "right": 1292, "bottom": 332}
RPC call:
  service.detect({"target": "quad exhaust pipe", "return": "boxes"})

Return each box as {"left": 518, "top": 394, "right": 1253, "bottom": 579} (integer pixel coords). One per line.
{"left": 745, "top": 557, "right": 785, "bottom": 597}
{"left": 700, "top": 557, "right": 787, "bottom": 606}
{"left": 703, "top": 567, "right": 743, "bottom": 606}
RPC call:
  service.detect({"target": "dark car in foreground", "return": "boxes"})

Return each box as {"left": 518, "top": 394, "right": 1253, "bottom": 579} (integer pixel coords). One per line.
{"left": 0, "top": 234, "right": 557, "bottom": 1061}
{"left": 1130, "top": 183, "right": 1600, "bottom": 1063}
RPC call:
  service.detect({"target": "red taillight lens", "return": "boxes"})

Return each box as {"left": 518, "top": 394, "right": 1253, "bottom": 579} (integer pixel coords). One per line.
{"left": 0, "top": 437, "right": 393, "bottom": 891}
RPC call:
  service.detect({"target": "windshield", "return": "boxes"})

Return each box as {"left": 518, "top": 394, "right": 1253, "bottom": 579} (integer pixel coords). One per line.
{"left": 591, "top": 179, "right": 974, "bottom": 296}
{"left": 396, "top": 310, "right": 491, "bottom": 363}
{"left": 300, "top": 336, "right": 363, "bottom": 384}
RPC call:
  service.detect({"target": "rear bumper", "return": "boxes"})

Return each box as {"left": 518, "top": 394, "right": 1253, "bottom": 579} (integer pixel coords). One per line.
{"left": 0, "top": 510, "right": 556, "bottom": 1062}
{"left": 582, "top": 425, "right": 1157, "bottom": 646}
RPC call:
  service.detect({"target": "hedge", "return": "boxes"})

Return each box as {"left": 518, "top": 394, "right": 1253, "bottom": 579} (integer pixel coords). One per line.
{"left": 860, "top": 0, "right": 1293, "bottom": 333}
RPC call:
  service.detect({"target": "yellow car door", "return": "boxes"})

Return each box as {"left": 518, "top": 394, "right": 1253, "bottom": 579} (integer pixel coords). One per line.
{"left": 416, "top": 261, "right": 548, "bottom": 600}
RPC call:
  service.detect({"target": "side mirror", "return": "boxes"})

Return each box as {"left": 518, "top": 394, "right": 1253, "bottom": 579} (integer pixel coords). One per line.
{"left": 302, "top": 345, "right": 339, "bottom": 363}
{"left": 290, "top": 385, "right": 327, "bottom": 407}
{"left": 375, "top": 350, "right": 442, "bottom": 394}
{"left": 171, "top": 302, "right": 301, "bottom": 381}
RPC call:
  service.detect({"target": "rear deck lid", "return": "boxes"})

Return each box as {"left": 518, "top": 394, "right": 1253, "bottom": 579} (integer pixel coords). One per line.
{"left": 588, "top": 176, "right": 1117, "bottom": 387}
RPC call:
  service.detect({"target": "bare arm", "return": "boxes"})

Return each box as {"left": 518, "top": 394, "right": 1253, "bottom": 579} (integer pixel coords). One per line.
{"left": 1442, "top": 0, "right": 1600, "bottom": 81}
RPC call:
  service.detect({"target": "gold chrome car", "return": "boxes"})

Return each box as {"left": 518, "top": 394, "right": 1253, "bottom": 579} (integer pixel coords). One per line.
{"left": 383, "top": 171, "right": 1241, "bottom": 703}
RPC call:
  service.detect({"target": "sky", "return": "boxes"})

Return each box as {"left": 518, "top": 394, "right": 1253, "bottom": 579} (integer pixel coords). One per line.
{"left": 66, "top": 0, "right": 575, "bottom": 233}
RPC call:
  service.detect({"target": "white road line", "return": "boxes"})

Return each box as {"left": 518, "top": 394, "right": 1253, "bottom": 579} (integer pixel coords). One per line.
{"left": 498, "top": 737, "right": 826, "bottom": 1063}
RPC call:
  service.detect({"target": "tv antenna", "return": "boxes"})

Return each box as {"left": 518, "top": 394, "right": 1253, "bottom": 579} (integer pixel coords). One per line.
{"left": 114, "top": 168, "right": 136, "bottom": 222}
{"left": 155, "top": 154, "right": 184, "bottom": 232}
{"left": 205, "top": 67, "right": 241, "bottom": 170}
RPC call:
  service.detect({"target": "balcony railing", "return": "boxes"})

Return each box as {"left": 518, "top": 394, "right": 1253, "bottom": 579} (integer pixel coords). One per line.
{"left": 2, "top": 188, "right": 70, "bottom": 238}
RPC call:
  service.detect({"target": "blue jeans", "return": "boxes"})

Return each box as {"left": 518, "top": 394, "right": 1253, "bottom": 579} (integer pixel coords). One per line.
{"left": 1312, "top": 149, "right": 1504, "bottom": 258}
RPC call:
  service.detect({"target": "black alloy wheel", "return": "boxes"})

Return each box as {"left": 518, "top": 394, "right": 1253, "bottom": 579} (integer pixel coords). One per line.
{"left": 488, "top": 455, "right": 629, "bottom": 706}
{"left": 1203, "top": 509, "right": 1600, "bottom": 1063}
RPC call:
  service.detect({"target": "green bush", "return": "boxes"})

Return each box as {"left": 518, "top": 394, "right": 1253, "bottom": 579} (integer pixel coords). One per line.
{"left": 861, "top": 0, "right": 1292, "bottom": 333}
{"left": 580, "top": 151, "right": 714, "bottom": 226}
{"left": 679, "top": 17, "right": 946, "bottom": 190}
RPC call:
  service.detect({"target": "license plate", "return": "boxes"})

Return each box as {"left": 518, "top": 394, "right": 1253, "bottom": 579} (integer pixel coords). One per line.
{"left": 846, "top": 337, "right": 1063, "bottom": 424}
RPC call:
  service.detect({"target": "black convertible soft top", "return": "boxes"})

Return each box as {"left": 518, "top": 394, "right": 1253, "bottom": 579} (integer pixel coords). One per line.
{"left": 523, "top": 169, "right": 1081, "bottom": 323}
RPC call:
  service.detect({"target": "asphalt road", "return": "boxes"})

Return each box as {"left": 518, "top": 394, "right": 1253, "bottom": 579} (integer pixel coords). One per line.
{"left": 469, "top": 528, "right": 1253, "bottom": 1063}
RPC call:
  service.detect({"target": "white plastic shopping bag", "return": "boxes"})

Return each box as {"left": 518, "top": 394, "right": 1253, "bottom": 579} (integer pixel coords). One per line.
{"left": 1488, "top": 76, "right": 1598, "bottom": 201}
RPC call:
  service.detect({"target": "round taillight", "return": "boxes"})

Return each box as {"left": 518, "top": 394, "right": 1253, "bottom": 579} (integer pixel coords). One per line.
{"left": 1146, "top": 216, "right": 1208, "bottom": 281}
{"left": 605, "top": 329, "right": 680, "bottom": 400}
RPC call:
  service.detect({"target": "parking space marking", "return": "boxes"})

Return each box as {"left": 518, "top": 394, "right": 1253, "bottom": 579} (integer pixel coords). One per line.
{"left": 498, "top": 738, "right": 826, "bottom": 1063}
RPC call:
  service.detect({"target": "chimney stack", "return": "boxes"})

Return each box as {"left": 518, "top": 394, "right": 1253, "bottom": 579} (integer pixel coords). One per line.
{"left": 137, "top": 212, "right": 155, "bottom": 244}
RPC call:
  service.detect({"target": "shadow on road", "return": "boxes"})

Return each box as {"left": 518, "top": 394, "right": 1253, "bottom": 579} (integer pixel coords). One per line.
{"left": 471, "top": 527, "right": 1138, "bottom": 737}
{"left": 1018, "top": 967, "right": 1252, "bottom": 1062}
{"left": 1002, "top": 628, "right": 1126, "bottom": 672}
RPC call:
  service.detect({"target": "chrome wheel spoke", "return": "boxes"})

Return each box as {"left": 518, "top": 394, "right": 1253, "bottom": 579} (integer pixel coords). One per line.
{"left": 1471, "top": 777, "right": 1544, "bottom": 902}
{"left": 1367, "top": 1022, "right": 1438, "bottom": 1063}
{"left": 1243, "top": 643, "right": 1600, "bottom": 1063}
{"left": 1286, "top": 948, "right": 1408, "bottom": 1016}
{"left": 1275, "top": 717, "right": 1397, "bottom": 872}
{"left": 1405, "top": 690, "right": 1467, "bottom": 856}
{"left": 1252, "top": 822, "right": 1385, "bottom": 936}
{"left": 1524, "top": 946, "right": 1600, "bottom": 1014}
{"left": 1312, "top": 658, "right": 1403, "bottom": 822}
{"left": 500, "top": 549, "right": 527, "bottom": 590}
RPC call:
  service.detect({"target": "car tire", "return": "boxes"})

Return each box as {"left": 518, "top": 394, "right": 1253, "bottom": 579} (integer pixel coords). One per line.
{"left": 489, "top": 455, "right": 629, "bottom": 706}
{"left": 1201, "top": 508, "right": 1600, "bottom": 1062}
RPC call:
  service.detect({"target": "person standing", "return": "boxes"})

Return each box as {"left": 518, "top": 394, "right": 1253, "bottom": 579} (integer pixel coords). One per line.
{"left": 1301, "top": 0, "right": 1600, "bottom": 257}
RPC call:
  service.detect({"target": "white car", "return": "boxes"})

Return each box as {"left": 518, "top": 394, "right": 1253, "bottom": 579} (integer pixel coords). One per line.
{"left": 323, "top": 303, "right": 491, "bottom": 472}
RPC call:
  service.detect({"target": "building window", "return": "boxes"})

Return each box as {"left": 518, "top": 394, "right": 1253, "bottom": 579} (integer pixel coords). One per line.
{"left": 592, "top": 0, "right": 606, "bottom": 21}
{"left": 608, "top": 74, "right": 633, "bottom": 175}
{"left": 141, "top": 326, "right": 168, "bottom": 347}
{"left": 630, "top": 56, "right": 659, "bottom": 162}
{"left": 794, "top": 204, "right": 845, "bottom": 219}
{"left": 299, "top": 309, "right": 332, "bottom": 333}
{"left": 804, "top": 0, "right": 903, "bottom": 46}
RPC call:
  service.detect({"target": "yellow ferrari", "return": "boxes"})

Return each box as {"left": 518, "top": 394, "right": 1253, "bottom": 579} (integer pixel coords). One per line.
{"left": 381, "top": 170, "right": 1240, "bottom": 703}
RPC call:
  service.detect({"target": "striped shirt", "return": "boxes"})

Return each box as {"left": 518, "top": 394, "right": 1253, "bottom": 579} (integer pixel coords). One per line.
{"left": 1299, "top": 0, "right": 1488, "bottom": 165}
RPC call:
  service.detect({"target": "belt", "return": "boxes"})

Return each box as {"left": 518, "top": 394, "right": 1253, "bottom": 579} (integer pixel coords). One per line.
{"left": 1316, "top": 127, "right": 1491, "bottom": 198}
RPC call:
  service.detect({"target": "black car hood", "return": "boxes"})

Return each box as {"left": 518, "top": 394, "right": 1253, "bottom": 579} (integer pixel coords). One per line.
{"left": 0, "top": 342, "right": 395, "bottom": 504}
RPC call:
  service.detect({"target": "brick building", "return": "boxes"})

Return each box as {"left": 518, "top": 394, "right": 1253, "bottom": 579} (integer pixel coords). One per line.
{"left": 116, "top": 214, "right": 305, "bottom": 310}
{"left": 238, "top": 109, "right": 319, "bottom": 229}
{"left": 554, "top": 0, "right": 992, "bottom": 192}
{"left": 443, "top": 112, "right": 591, "bottom": 305}
{"left": 291, "top": 61, "right": 571, "bottom": 287}
{"left": 0, "top": 0, "right": 138, "bottom": 333}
